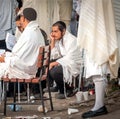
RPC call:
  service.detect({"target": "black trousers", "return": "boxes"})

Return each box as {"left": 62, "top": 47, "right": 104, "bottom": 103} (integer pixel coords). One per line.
{"left": 0, "top": 40, "right": 6, "bottom": 50}
{"left": 49, "top": 65, "right": 73, "bottom": 94}
{"left": 0, "top": 40, "right": 11, "bottom": 51}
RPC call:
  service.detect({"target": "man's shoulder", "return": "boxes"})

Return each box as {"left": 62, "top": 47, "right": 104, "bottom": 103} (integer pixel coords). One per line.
{"left": 64, "top": 30, "right": 76, "bottom": 40}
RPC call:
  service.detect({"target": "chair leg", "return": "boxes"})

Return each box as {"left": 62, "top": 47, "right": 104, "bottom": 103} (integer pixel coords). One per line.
{"left": 3, "top": 82, "right": 7, "bottom": 116}
{"left": 18, "top": 82, "right": 21, "bottom": 103}
{"left": 13, "top": 82, "right": 16, "bottom": 111}
{"left": 2, "top": 81, "right": 5, "bottom": 103}
{"left": 27, "top": 83, "right": 30, "bottom": 102}
{"left": 0, "top": 81, "right": 3, "bottom": 103}
{"left": 47, "top": 75, "right": 53, "bottom": 111}
{"left": 39, "top": 81, "right": 46, "bottom": 114}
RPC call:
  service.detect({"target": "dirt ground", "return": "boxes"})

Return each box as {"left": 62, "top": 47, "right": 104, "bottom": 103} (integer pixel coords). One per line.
{"left": 0, "top": 88, "right": 120, "bottom": 119}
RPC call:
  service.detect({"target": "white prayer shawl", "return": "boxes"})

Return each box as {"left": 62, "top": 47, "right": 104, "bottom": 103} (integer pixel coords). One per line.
{"left": 77, "top": 0, "right": 119, "bottom": 78}
{"left": 51, "top": 31, "right": 81, "bottom": 84}
{"left": 0, "top": 21, "right": 45, "bottom": 79}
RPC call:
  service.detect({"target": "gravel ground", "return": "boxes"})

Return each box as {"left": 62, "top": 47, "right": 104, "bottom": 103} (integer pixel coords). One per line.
{"left": 0, "top": 89, "right": 120, "bottom": 119}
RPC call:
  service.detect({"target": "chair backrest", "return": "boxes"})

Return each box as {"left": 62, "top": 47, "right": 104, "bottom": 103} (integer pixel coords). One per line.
{"left": 43, "top": 45, "right": 51, "bottom": 67}
{"left": 42, "top": 45, "right": 51, "bottom": 76}
{"left": 37, "top": 46, "right": 44, "bottom": 68}
{"left": 36, "top": 45, "right": 51, "bottom": 78}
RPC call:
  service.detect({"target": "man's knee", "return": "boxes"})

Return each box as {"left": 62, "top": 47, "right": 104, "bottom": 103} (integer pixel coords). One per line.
{"left": 49, "top": 65, "right": 63, "bottom": 80}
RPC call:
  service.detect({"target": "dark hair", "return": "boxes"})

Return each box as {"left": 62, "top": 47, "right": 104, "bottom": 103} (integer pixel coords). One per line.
{"left": 23, "top": 8, "right": 37, "bottom": 21}
{"left": 15, "top": 15, "right": 21, "bottom": 21}
{"left": 52, "top": 21, "right": 66, "bottom": 32}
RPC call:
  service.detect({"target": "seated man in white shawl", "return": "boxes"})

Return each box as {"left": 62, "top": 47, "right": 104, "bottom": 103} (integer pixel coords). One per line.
{"left": 0, "top": 8, "right": 45, "bottom": 80}
{"left": 48, "top": 21, "right": 81, "bottom": 99}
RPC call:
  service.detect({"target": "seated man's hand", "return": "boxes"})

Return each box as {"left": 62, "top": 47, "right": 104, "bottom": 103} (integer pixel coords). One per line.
{"left": 49, "top": 62, "right": 59, "bottom": 70}
{"left": 0, "top": 56, "right": 5, "bottom": 62}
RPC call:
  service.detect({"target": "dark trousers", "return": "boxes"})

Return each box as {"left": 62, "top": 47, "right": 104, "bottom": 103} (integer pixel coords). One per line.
{"left": 49, "top": 65, "right": 64, "bottom": 93}
{"left": 0, "top": 40, "right": 11, "bottom": 51}
{"left": 49, "top": 65, "right": 73, "bottom": 94}
{"left": 0, "top": 40, "right": 6, "bottom": 50}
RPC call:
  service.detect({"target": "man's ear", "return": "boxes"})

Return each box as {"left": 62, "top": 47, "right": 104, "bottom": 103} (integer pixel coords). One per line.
{"left": 20, "top": 15, "right": 25, "bottom": 22}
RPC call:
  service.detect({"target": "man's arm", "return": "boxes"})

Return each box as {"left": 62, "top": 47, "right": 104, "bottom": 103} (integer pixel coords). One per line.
{"left": 49, "top": 61, "right": 59, "bottom": 70}
{"left": 50, "top": 33, "right": 56, "bottom": 50}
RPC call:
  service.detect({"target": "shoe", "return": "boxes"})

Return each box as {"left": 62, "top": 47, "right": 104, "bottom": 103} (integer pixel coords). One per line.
{"left": 55, "top": 88, "right": 78, "bottom": 99}
{"left": 67, "top": 88, "right": 78, "bottom": 97}
{"left": 82, "top": 106, "right": 108, "bottom": 118}
{"left": 55, "top": 93, "right": 65, "bottom": 99}
{"left": 43, "top": 87, "right": 58, "bottom": 92}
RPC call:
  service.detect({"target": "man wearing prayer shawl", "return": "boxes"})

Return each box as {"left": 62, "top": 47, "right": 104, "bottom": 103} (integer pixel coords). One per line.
{"left": 77, "top": 0, "right": 119, "bottom": 118}
{"left": 48, "top": 21, "right": 81, "bottom": 99}
{"left": 0, "top": 8, "right": 45, "bottom": 102}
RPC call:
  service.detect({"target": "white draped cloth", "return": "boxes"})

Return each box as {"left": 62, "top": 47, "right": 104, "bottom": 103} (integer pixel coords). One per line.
{"left": 77, "top": 0, "right": 119, "bottom": 79}
{"left": 51, "top": 31, "right": 81, "bottom": 84}
{"left": 0, "top": 21, "right": 45, "bottom": 79}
